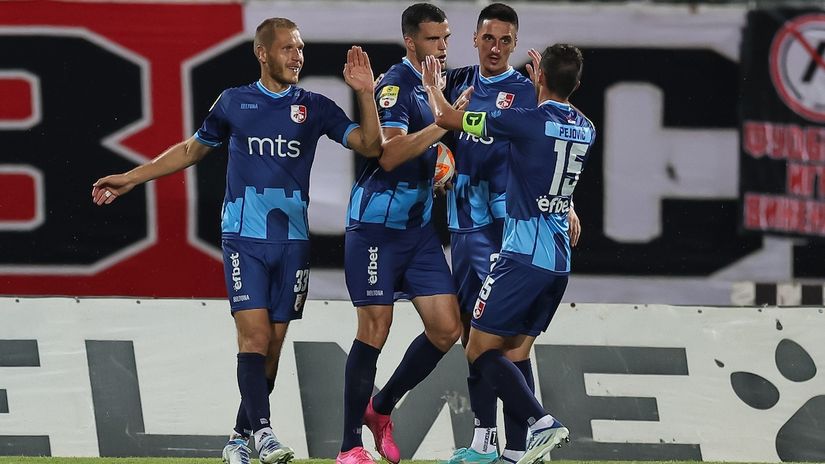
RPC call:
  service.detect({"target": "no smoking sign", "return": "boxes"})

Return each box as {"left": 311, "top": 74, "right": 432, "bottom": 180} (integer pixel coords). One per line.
{"left": 770, "top": 13, "right": 825, "bottom": 123}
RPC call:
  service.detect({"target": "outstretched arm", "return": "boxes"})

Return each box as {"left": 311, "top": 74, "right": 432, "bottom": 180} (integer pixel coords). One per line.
{"left": 91, "top": 136, "right": 212, "bottom": 205}
{"left": 343, "top": 46, "right": 383, "bottom": 158}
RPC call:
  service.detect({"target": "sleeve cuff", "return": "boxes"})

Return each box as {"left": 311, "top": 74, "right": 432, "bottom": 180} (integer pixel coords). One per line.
{"left": 381, "top": 121, "right": 409, "bottom": 132}
{"left": 341, "top": 123, "right": 359, "bottom": 149}
{"left": 194, "top": 132, "right": 222, "bottom": 148}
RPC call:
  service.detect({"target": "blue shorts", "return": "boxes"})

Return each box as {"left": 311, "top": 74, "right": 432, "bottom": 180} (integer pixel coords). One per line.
{"left": 451, "top": 227, "right": 502, "bottom": 314}
{"left": 470, "top": 255, "right": 568, "bottom": 337}
{"left": 222, "top": 239, "right": 310, "bottom": 322}
{"left": 345, "top": 224, "right": 455, "bottom": 306}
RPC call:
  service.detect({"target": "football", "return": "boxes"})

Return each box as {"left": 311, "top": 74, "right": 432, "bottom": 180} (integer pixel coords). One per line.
{"left": 434, "top": 142, "right": 455, "bottom": 187}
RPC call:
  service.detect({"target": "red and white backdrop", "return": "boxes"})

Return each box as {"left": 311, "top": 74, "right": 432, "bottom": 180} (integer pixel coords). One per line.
{"left": 0, "top": 1, "right": 824, "bottom": 303}
{"left": 1, "top": 3, "right": 825, "bottom": 461}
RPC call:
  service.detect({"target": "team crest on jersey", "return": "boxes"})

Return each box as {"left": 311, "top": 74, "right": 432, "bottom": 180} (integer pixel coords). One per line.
{"left": 291, "top": 105, "right": 307, "bottom": 123}
{"left": 496, "top": 92, "right": 515, "bottom": 109}
{"left": 473, "top": 299, "right": 486, "bottom": 319}
{"left": 379, "top": 85, "right": 399, "bottom": 108}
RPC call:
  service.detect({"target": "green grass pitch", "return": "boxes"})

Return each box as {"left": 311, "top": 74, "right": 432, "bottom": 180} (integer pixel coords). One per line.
{"left": 0, "top": 460, "right": 794, "bottom": 464}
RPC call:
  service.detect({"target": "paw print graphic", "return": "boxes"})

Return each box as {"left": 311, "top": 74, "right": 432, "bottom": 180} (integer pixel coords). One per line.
{"left": 729, "top": 338, "right": 825, "bottom": 461}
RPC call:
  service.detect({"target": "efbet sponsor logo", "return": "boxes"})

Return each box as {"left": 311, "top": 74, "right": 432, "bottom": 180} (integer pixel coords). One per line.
{"left": 367, "top": 246, "right": 379, "bottom": 285}
{"left": 536, "top": 195, "right": 571, "bottom": 214}
{"left": 248, "top": 135, "right": 301, "bottom": 158}
{"left": 230, "top": 252, "right": 242, "bottom": 291}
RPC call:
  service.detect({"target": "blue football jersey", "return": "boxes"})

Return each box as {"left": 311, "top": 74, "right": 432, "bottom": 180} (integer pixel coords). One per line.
{"left": 346, "top": 58, "right": 437, "bottom": 230}
{"left": 445, "top": 65, "right": 535, "bottom": 233}
{"left": 195, "top": 81, "right": 358, "bottom": 242}
{"left": 462, "top": 100, "right": 596, "bottom": 273}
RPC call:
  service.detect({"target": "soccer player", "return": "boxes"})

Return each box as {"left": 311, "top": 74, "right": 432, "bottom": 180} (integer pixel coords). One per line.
{"left": 92, "top": 18, "right": 382, "bottom": 464}
{"left": 443, "top": 5, "right": 582, "bottom": 464}
{"left": 337, "top": 4, "right": 470, "bottom": 464}
{"left": 422, "top": 44, "right": 595, "bottom": 464}
{"left": 441, "top": 4, "right": 535, "bottom": 464}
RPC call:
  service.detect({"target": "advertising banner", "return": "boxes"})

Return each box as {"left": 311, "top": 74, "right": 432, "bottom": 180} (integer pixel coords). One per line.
{"left": 1, "top": 298, "right": 823, "bottom": 461}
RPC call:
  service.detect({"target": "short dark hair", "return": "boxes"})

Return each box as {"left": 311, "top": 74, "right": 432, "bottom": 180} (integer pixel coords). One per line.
{"left": 476, "top": 3, "right": 518, "bottom": 31}
{"left": 254, "top": 17, "right": 298, "bottom": 53}
{"left": 540, "top": 44, "right": 583, "bottom": 99}
{"left": 401, "top": 3, "right": 447, "bottom": 37}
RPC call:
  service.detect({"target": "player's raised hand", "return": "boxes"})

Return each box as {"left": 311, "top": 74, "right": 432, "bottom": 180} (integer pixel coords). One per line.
{"left": 91, "top": 174, "right": 134, "bottom": 205}
{"left": 525, "top": 48, "right": 542, "bottom": 98}
{"left": 343, "top": 46, "right": 375, "bottom": 94}
{"left": 421, "top": 55, "right": 445, "bottom": 90}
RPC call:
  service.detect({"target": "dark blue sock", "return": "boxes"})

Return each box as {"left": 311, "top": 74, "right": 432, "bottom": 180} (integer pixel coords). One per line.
{"left": 342, "top": 339, "right": 381, "bottom": 452}
{"left": 373, "top": 332, "right": 446, "bottom": 415}
{"left": 236, "top": 353, "right": 270, "bottom": 433}
{"left": 504, "top": 360, "right": 535, "bottom": 450}
{"left": 473, "top": 350, "right": 545, "bottom": 426}
{"left": 468, "top": 360, "right": 497, "bottom": 428}
{"left": 235, "top": 377, "right": 275, "bottom": 437}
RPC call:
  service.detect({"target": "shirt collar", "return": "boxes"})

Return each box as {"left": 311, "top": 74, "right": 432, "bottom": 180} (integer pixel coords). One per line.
{"left": 256, "top": 80, "right": 293, "bottom": 99}
{"left": 402, "top": 57, "right": 423, "bottom": 79}
{"left": 478, "top": 66, "right": 515, "bottom": 85}
{"left": 539, "top": 99, "right": 571, "bottom": 110}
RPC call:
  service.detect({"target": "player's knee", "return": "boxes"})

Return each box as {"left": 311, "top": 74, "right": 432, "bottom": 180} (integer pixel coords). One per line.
{"left": 356, "top": 318, "right": 391, "bottom": 348}
{"left": 238, "top": 329, "right": 271, "bottom": 355}
{"left": 429, "top": 321, "right": 461, "bottom": 351}
{"left": 365, "top": 315, "right": 392, "bottom": 335}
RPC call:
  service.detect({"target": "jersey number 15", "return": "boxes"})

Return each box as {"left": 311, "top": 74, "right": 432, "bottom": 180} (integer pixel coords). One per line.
{"left": 549, "top": 140, "right": 587, "bottom": 196}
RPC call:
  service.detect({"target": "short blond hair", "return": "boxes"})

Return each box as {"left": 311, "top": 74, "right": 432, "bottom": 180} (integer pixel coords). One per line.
{"left": 254, "top": 17, "right": 298, "bottom": 54}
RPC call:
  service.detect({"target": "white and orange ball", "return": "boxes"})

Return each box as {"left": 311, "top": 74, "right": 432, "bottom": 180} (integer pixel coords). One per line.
{"left": 434, "top": 142, "right": 455, "bottom": 188}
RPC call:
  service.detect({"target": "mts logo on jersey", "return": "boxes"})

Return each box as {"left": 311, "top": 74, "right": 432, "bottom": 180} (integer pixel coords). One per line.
{"left": 496, "top": 92, "right": 514, "bottom": 109}
{"left": 230, "top": 252, "right": 242, "bottom": 291}
{"left": 536, "top": 195, "right": 571, "bottom": 214}
{"left": 367, "top": 246, "right": 379, "bottom": 285}
{"left": 247, "top": 136, "right": 301, "bottom": 158}
{"left": 291, "top": 104, "right": 307, "bottom": 123}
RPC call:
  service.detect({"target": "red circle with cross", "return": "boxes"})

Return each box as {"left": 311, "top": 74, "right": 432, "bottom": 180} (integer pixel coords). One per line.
{"left": 769, "top": 13, "right": 825, "bottom": 123}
